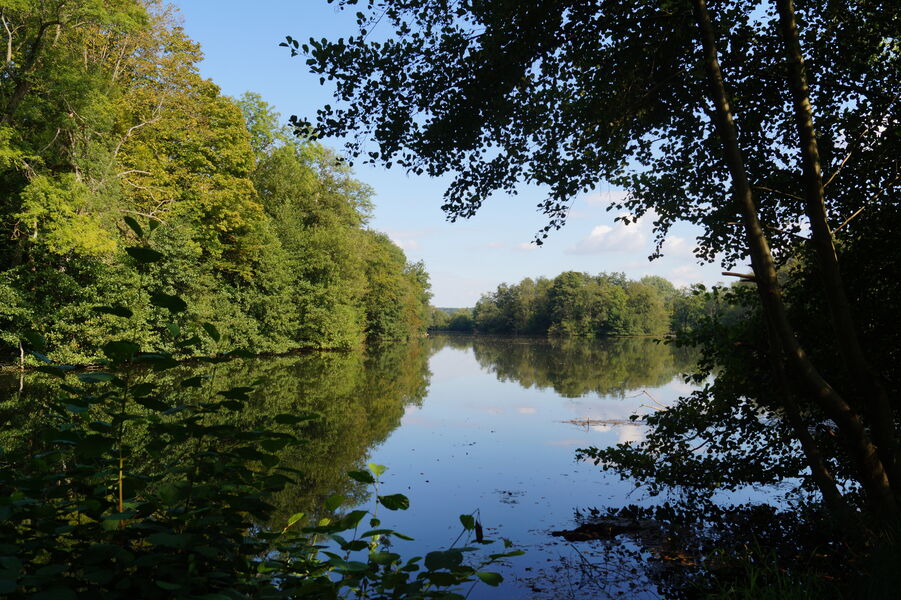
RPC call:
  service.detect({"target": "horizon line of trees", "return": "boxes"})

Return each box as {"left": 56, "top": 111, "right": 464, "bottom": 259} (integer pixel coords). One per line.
{"left": 0, "top": 0, "right": 431, "bottom": 365}
{"left": 429, "top": 271, "right": 742, "bottom": 336}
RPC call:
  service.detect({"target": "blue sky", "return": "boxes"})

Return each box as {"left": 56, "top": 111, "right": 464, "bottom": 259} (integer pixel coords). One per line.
{"left": 173, "top": 1, "right": 727, "bottom": 306}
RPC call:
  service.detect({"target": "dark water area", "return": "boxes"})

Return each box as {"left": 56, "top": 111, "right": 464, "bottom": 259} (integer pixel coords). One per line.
{"left": 2, "top": 335, "right": 725, "bottom": 599}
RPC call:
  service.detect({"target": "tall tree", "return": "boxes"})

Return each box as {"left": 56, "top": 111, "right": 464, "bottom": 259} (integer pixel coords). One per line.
{"left": 0, "top": 2, "right": 433, "bottom": 362}
{"left": 290, "top": 0, "right": 900, "bottom": 517}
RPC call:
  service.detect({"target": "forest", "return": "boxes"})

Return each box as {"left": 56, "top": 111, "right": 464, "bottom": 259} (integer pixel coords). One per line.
{"left": 0, "top": 0, "right": 431, "bottom": 366}
{"left": 2, "top": 0, "right": 900, "bottom": 598}
{"left": 429, "top": 272, "right": 741, "bottom": 336}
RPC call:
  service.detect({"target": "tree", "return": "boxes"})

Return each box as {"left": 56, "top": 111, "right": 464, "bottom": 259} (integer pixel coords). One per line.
{"left": 363, "top": 231, "right": 432, "bottom": 341}
{"left": 445, "top": 308, "right": 474, "bottom": 332}
{"left": 290, "top": 0, "right": 900, "bottom": 519}
{"left": 0, "top": 1, "right": 432, "bottom": 363}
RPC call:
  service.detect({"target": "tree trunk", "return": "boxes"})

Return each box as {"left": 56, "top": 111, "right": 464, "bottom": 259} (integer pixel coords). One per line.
{"left": 1, "top": 20, "right": 59, "bottom": 123}
{"left": 762, "top": 313, "right": 850, "bottom": 517}
{"left": 692, "top": 0, "right": 898, "bottom": 520}
{"left": 774, "top": 0, "right": 900, "bottom": 493}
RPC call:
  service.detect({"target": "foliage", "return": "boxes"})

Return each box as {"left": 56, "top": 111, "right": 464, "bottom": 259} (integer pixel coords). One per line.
{"left": 430, "top": 334, "right": 697, "bottom": 399}
{"left": 454, "top": 272, "right": 741, "bottom": 337}
{"left": 444, "top": 309, "right": 475, "bottom": 333}
{"left": 0, "top": 2, "right": 430, "bottom": 365}
{"left": 290, "top": 0, "right": 901, "bottom": 524}
{"left": 0, "top": 252, "right": 514, "bottom": 599}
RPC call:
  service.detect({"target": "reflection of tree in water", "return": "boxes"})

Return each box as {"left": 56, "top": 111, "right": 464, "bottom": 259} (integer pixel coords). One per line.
{"left": 255, "top": 341, "right": 431, "bottom": 526}
{"left": 430, "top": 335, "right": 696, "bottom": 398}
{"left": 1, "top": 340, "right": 431, "bottom": 528}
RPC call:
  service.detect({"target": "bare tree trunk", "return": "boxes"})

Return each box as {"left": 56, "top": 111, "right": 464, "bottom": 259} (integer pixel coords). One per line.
{"left": 774, "top": 0, "right": 900, "bottom": 492}
{"left": 692, "top": 0, "right": 898, "bottom": 520}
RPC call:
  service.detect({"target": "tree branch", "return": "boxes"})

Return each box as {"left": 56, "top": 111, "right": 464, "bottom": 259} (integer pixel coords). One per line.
{"left": 823, "top": 95, "right": 897, "bottom": 189}
{"left": 1, "top": 12, "right": 14, "bottom": 65}
{"left": 833, "top": 174, "right": 901, "bottom": 232}
{"left": 752, "top": 185, "right": 802, "bottom": 201}
{"left": 722, "top": 271, "right": 756, "bottom": 281}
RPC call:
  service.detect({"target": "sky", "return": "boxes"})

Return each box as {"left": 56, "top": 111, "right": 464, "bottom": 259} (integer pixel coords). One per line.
{"left": 172, "top": 0, "right": 727, "bottom": 306}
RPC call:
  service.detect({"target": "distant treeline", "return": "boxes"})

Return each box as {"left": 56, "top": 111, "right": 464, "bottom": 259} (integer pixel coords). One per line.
{"left": 429, "top": 272, "right": 742, "bottom": 336}
{"left": 0, "top": 2, "right": 430, "bottom": 364}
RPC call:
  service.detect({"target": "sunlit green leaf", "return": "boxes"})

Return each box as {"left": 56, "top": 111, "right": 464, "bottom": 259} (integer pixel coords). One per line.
{"left": 367, "top": 462, "right": 388, "bottom": 477}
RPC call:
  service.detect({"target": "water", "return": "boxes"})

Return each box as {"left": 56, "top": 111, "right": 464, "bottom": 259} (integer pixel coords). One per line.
{"left": 359, "top": 336, "right": 697, "bottom": 599}
{"left": 2, "top": 335, "right": 701, "bottom": 599}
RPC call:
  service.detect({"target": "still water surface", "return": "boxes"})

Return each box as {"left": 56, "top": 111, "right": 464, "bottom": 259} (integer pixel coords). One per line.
{"left": 342, "top": 335, "right": 698, "bottom": 599}
{"left": 5, "top": 335, "right": 701, "bottom": 599}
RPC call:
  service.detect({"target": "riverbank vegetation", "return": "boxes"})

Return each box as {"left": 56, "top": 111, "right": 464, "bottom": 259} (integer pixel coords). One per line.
{"left": 0, "top": 0, "right": 431, "bottom": 367}
{"left": 0, "top": 305, "right": 515, "bottom": 598}
{"left": 429, "top": 272, "right": 742, "bottom": 336}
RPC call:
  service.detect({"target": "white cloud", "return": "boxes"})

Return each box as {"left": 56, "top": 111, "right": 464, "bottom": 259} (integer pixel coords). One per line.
{"left": 565, "top": 213, "right": 649, "bottom": 254}
{"left": 516, "top": 241, "right": 538, "bottom": 252}
{"left": 517, "top": 407, "right": 537, "bottom": 415}
{"left": 384, "top": 227, "right": 436, "bottom": 253}
{"left": 669, "top": 264, "right": 702, "bottom": 287}
{"left": 662, "top": 236, "right": 694, "bottom": 258}
{"left": 392, "top": 238, "right": 421, "bottom": 251}
{"left": 565, "top": 209, "right": 701, "bottom": 261}
{"left": 618, "top": 426, "right": 646, "bottom": 444}
{"left": 480, "top": 241, "right": 506, "bottom": 249}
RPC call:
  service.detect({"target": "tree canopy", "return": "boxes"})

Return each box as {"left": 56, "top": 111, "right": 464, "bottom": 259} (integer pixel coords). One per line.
{"left": 440, "top": 272, "right": 735, "bottom": 337}
{"left": 0, "top": 0, "right": 432, "bottom": 364}
{"left": 290, "top": 0, "right": 901, "bottom": 522}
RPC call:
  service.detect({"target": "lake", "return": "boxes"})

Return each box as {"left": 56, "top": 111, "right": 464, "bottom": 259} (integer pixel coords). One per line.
{"left": 356, "top": 335, "right": 698, "bottom": 599}
{"left": 2, "top": 335, "right": 701, "bottom": 599}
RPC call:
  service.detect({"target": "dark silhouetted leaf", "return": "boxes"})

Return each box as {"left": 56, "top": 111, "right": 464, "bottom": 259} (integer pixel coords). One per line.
{"left": 476, "top": 572, "right": 503, "bottom": 586}
{"left": 347, "top": 470, "right": 375, "bottom": 484}
{"left": 425, "top": 549, "right": 463, "bottom": 571}
{"left": 125, "top": 246, "right": 163, "bottom": 264}
{"left": 202, "top": 322, "right": 220, "bottom": 342}
{"left": 123, "top": 216, "right": 143, "bottom": 238}
{"left": 378, "top": 494, "right": 410, "bottom": 511}
{"left": 102, "top": 340, "right": 139, "bottom": 362}
{"left": 78, "top": 372, "right": 114, "bottom": 384}
{"left": 93, "top": 305, "right": 133, "bottom": 318}
{"left": 149, "top": 292, "right": 187, "bottom": 314}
